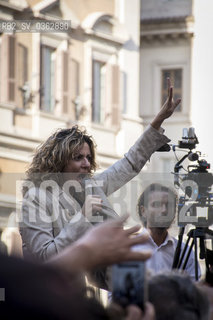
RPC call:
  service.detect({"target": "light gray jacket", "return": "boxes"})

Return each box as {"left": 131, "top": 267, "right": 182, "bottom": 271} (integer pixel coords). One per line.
{"left": 20, "top": 125, "right": 170, "bottom": 261}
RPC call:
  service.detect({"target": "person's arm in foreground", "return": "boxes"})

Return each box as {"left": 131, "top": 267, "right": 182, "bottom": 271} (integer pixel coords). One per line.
{"left": 47, "top": 214, "right": 151, "bottom": 274}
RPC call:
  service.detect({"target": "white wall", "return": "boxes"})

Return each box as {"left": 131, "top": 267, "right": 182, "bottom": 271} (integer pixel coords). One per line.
{"left": 141, "top": 0, "right": 192, "bottom": 20}
{"left": 191, "top": 0, "right": 213, "bottom": 167}
{"left": 116, "top": 0, "right": 142, "bottom": 154}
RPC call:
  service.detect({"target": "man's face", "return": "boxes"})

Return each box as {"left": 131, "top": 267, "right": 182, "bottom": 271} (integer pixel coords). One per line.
{"left": 142, "top": 190, "right": 176, "bottom": 229}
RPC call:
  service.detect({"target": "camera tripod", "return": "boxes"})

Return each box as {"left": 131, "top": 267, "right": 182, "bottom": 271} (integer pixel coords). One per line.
{"left": 172, "top": 225, "right": 213, "bottom": 283}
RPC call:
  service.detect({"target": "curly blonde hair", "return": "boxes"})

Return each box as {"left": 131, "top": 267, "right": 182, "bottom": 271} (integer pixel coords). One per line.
{"left": 26, "top": 126, "right": 97, "bottom": 179}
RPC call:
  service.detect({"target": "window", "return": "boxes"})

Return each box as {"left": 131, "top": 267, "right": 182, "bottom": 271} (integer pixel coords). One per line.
{"left": 40, "top": 45, "right": 55, "bottom": 112}
{"left": 161, "top": 69, "right": 182, "bottom": 112}
{"left": 92, "top": 60, "right": 106, "bottom": 124}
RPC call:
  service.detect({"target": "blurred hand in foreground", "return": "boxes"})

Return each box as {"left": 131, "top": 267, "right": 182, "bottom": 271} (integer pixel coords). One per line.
{"left": 48, "top": 214, "right": 152, "bottom": 273}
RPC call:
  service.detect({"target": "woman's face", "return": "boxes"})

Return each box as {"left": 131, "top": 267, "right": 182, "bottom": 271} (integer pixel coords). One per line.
{"left": 63, "top": 142, "right": 92, "bottom": 174}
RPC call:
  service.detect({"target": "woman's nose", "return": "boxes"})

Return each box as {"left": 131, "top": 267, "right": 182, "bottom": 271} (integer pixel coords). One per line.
{"left": 83, "top": 157, "right": 90, "bottom": 167}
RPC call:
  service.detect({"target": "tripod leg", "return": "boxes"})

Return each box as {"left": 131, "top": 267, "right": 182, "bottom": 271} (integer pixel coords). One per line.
{"left": 182, "top": 238, "right": 194, "bottom": 270}
{"left": 194, "top": 232, "right": 199, "bottom": 281}
{"left": 177, "top": 234, "right": 192, "bottom": 269}
{"left": 200, "top": 236, "right": 206, "bottom": 259}
{"left": 182, "top": 230, "right": 199, "bottom": 280}
{"left": 172, "top": 227, "right": 185, "bottom": 269}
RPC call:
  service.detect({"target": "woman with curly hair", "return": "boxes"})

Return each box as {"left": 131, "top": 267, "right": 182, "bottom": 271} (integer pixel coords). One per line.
{"left": 20, "top": 79, "right": 181, "bottom": 263}
{"left": 26, "top": 126, "right": 98, "bottom": 177}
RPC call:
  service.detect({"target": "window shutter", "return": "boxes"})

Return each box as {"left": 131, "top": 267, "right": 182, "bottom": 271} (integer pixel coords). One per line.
{"left": 104, "top": 62, "right": 112, "bottom": 127}
{"left": 40, "top": 44, "right": 45, "bottom": 110}
{"left": 71, "top": 59, "right": 80, "bottom": 120}
{"left": 62, "top": 51, "right": 69, "bottom": 114}
{"left": 0, "top": 34, "right": 8, "bottom": 102}
{"left": 0, "top": 34, "right": 17, "bottom": 104}
{"left": 0, "top": 36, "right": 1, "bottom": 102}
{"left": 17, "top": 44, "right": 28, "bottom": 108}
{"left": 111, "top": 64, "right": 121, "bottom": 127}
{"left": 8, "top": 35, "right": 17, "bottom": 103}
{"left": 54, "top": 47, "right": 62, "bottom": 115}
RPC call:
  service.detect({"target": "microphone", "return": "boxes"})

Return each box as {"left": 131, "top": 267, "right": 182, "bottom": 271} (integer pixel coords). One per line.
{"left": 156, "top": 144, "right": 171, "bottom": 152}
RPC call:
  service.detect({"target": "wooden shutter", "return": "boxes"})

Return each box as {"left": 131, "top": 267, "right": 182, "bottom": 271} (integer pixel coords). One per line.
{"left": 8, "top": 35, "right": 17, "bottom": 103}
{"left": 17, "top": 43, "right": 28, "bottom": 108}
{"left": 0, "top": 34, "right": 17, "bottom": 104}
{"left": 62, "top": 51, "right": 69, "bottom": 114}
{"left": 54, "top": 46, "right": 62, "bottom": 115}
{"left": 71, "top": 59, "right": 80, "bottom": 120}
{"left": 40, "top": 44, "right": 45, "bottom": 110}
{"left": 104, "top": 62, "right": 112, "bottom": 127}
{"left": 0, "top": 34, "right": 7, "bottom": 102}
{"left": 111, "top": 64, "right": 121, "bottom": 128}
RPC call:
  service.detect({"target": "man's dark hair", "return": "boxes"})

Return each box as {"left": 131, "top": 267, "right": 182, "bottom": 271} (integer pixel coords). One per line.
{"left": 148, "top": 272, "right": 209, "bottom": 320}
{"left": 137, "top": 183, "right": 177, "bottom": 227}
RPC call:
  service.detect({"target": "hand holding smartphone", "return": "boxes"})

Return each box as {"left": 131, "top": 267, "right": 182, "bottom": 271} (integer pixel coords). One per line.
{"left": 112, "top": 261, "right": 147, "bottom": 311}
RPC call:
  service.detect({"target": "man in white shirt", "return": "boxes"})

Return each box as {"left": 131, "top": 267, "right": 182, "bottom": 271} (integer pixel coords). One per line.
{"left": 134, "top": 183, "right": 201, "bottom": 280}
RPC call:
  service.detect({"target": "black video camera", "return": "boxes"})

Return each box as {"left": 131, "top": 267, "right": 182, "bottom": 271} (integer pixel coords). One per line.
{"left": 173, "top": 128, "right": 213, "bottom": 227}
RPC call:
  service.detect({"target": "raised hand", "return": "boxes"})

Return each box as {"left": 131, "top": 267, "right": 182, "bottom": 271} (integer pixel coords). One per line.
{"left": 151, "top": 77, "right": 181, "bottom": 130}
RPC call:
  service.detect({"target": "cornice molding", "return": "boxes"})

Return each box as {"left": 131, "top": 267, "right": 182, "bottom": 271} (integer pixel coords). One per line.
{"left": 140, "top": 15, "right": 194, "bottom": 41}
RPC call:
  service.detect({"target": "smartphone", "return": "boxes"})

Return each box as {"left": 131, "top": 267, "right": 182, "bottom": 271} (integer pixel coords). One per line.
{"left": 111, "top": 261, "right": 147, "bottom": 311}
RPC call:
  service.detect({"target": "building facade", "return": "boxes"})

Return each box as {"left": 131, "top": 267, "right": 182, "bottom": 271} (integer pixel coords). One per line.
{"left": 140, "top": 0, "right": 193, "bottom": 174}
{"left": 140, "top": 0, "right": 213, "bottom": 175}
{"left": 0, "top": 0, "right": 142, "bottom": 252}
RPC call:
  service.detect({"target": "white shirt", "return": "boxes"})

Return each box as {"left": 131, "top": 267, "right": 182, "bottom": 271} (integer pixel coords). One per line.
{"left": 133, "top": 229, "right": 201, "bottom": 280}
